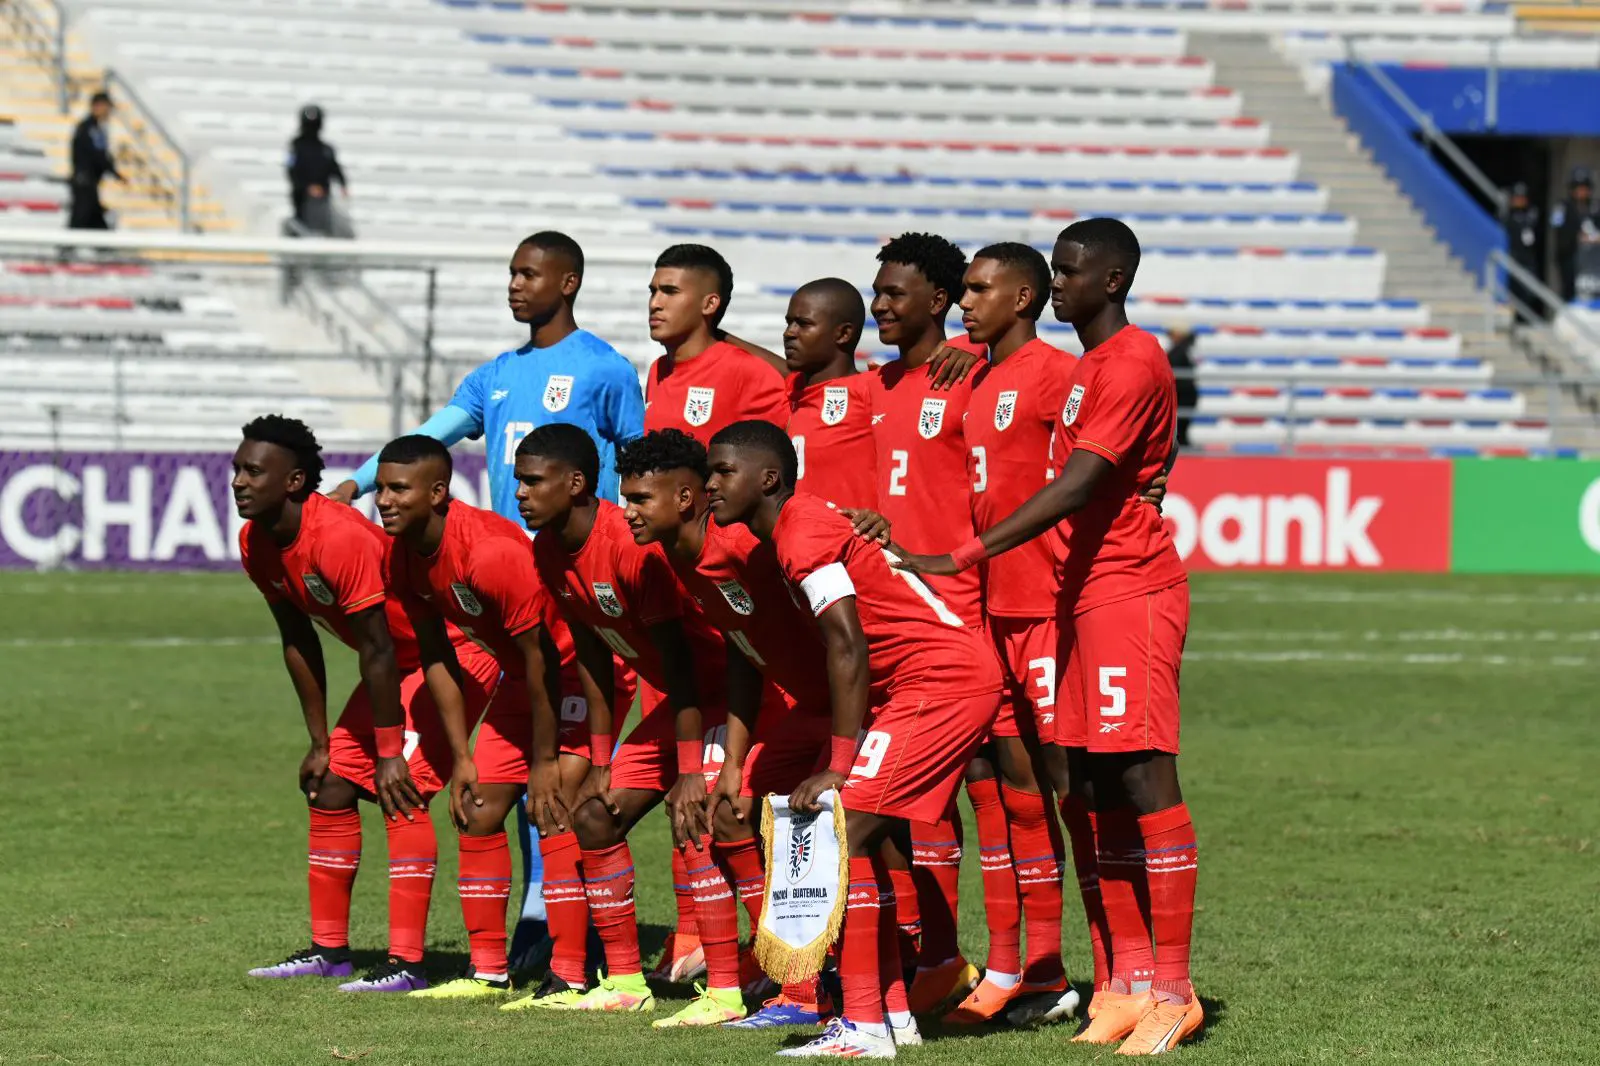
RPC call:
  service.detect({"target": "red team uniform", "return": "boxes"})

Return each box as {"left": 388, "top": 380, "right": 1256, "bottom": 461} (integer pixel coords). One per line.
{"left": 869, "top": 342, "right": 986, "bottom": 627}
{"left": 787, "top": 372, "right": 878, "bottom": 510}
{"left": 964, "top": 338, "right": 1077, "bottom": 741}
{"left": 771, "top": 493, "right": 1002, "bottom": 822}
{"left": 240, "top": 492, "right": 500, "bottom": 796}
{"left": 1047, "top": 325, "right": 1189, "bottom": 753}
{"left": 645, "top": 340, "right": 788, "bottom": 447}
{"left": 533, "top": 499, "right": 730, "bottom": 790}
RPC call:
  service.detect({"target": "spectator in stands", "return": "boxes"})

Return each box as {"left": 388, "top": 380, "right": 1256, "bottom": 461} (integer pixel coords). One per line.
{"left": 1166, "top": 326, "right": 1197, "bottom": 449}
{"left": 286, "top": 104, "right": 348, "bottom": 236}
{"left": 1504, "top": 182, "right": 1541, "bottom": 324}
{"left": 1552, "top": 168, "right": 1599, "bottom": 303}
{"left": 68, "top": 91, "right": 123, "bottom": 230}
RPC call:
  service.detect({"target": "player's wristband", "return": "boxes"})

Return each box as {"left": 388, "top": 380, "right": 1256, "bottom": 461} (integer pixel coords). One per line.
{"left": 375, "top": 725, "right": 405, "bottom": 760}
{"left": 676, "top": 740, "right": 704, "bottom": 776}
{"left": 590, "top": 734, "right": 613, "bottom": 768}
{"left": 950, "top": 536, "right": 990, "bottom": 573}
{"left": 828, "top": 735, "right": 858, "bottom": 775}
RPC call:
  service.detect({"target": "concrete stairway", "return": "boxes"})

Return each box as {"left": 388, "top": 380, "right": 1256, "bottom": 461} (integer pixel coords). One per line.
{"left": 1192, "top": 31, "right": 1593, "bottom": 439}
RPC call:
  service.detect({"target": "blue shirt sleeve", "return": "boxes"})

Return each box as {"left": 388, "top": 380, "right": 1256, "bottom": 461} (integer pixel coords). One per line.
{"left": 348, "top": 405, "right": 480, "bottom": 495}
{"left": 447, "top": 361, "right": 495, "bottom": 439}
{"left": 600, "top": 357, "right": 646, "bottom": 450}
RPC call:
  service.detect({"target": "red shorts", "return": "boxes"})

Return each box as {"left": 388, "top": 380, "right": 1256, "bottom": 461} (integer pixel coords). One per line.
{"left": 609, "top": 680, "right": 729, "bottom": 793}
{"left": 1056, "top": 583, "right": 1189, "bottom": 754}
{"left": 476, "top": 668, "right": 638, "bottom": 785}
{"left": 839, "top": 687, "right": 1001, "bottom": 823}
{"left": 329, "top": 658, "right": 498, "bottom": 797}
{"left": 741, "top": 700, "right": 832, "bottom": 797}
{"left": 987, "top": 614, "right": 1058, "bottom": 744}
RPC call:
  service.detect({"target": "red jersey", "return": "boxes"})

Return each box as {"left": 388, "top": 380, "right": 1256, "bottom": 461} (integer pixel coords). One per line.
{"left": 389, "top": 500, "right": 554, "bottom": 679}
{"left": 667, "top": 516, "right": 831, "bottom": 717}
{"left": 965, "top": 337, "right": 1077, "bottom": 618}
{"left": 868, "top": 337, "right": 986, "bottom": 626}
{"left": 771, "top": 493, "right": 1000, "bottom": 704}
{"left": 788, "top": 372, "right": 878, "bottom": 510}
{"left": 645, "top": 339, "right": 788, "bottom": 446}
{"left": 1047, "top": 325, "right": 1188, "bottom": 614}
{"left": 241, "top": 492, "right": 431, "bottom": 672}
{"left": 534, "top": 500, "right": 728, "bottom": 701}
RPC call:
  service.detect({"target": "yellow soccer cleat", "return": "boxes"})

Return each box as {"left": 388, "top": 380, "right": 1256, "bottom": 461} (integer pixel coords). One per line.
{"left": 500, "top": 974, "right": 587, "bottom": 1011}
{"left": 1116, "top": 995, "right": 1204, "bottom": 1056}
{"left": 568, "top": 972, "right": 655, "bottom": 1013}
{"left": 651, "top": 983, "right": 747, "bottom": 1028}
{"left": 1072, "top": 989, "right": 1154, "bottom": 1043}
{"left": 407, "top": 972, "right": 510, "bottom": 1000}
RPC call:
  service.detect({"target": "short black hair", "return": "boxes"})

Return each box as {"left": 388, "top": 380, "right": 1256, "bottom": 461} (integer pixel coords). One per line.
{"left": 515, "top": 422, "right": 599, "bottom": 494}
{"left": 708, "top": 420, "right": 798, "bottom": 490}
{"left": 90, "top": 91, "right": 113, "bottom": 107}
{"left": 377, "top": 434, "right": 453, "bottom": 476}
{"left": 616, "top": 429, "right": 709, "bottom": 484}
{"left": 1058, "top": 218, "right": 1142, "bottom": 301}
{"left": 520, "top": 230, "right": 585, "bottom": 300}
{"left": 655, "top": 243, "right": 733, "bottom": 327}
{"left": 973, "top": 241, "right": 1052, "bottom": 320}
{"left": 241, "top": 414, "right": 324, "bottom": 496}
{"left": 793, "top": 277, "right": 866, "bottom": 347}
{"left": 876, "top": 232, "right": 968, "bottom": 311}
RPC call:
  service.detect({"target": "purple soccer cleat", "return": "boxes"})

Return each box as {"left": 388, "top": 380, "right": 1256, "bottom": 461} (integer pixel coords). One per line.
{"left": 339, "top": 958, "right": 429, "bottom": 993}
{"left": 247, "top": 947, "right": 354, "bottom": 979}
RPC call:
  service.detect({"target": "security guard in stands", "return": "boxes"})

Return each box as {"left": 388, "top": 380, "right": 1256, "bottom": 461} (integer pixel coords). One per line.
{"left": 69, "top": 91, "right": 123, "bottom": 230}
{"left": 1503, "top": 182, "right": 1540, "bottom": 323}
{"left": 286, "top": 104, "right": 348, "bottom": 235}
{"left": 1552, "top": 168, "right": 1599, "bottom": 303}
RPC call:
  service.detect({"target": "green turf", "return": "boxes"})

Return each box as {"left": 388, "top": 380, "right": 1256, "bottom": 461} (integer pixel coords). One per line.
{"left": 2, "top": 570, "right": 1597, "bottom": 1065}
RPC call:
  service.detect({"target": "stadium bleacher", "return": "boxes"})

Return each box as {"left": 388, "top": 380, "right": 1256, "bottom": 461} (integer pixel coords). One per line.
{"left": 0, "top": 0, "right": 1591, "bottom": 452}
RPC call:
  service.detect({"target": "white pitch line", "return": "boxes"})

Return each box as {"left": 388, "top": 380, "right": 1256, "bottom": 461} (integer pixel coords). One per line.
{"left": 0, "top": 636, "right": 276, "bottom": 649}
{"left": 1195, "top": 629, "right": 1600, "bottom": 644}
{"left": 1192, "top": 588, "right": 1600, "bottom": 607}
{"left": 1186, "top": 649, "right": 1592, "bottom": 668}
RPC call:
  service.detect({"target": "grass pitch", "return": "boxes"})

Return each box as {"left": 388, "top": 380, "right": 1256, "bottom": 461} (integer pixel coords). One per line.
{"left": 2, "top": 571, "right": 1596, "bottom": 1065}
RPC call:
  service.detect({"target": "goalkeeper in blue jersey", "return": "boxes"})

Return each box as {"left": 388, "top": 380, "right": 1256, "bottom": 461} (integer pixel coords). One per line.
{"left": 331, "top": 230, "right": 644, "bottom": 972}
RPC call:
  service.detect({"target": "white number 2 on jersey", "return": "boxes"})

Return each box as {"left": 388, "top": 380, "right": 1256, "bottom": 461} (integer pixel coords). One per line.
{"left": 970, "top": 445, "right": 988, "bottom": 493}
{"left": 792, "top": 435, "right": 806, "bottom": 480}
{"left": 887, "top": 449, "right": 909, "bottom": 497}
{"left": 503, "top": 421, "right": 533, "bottom": 464}
{"left": 880, "top": 548, "right": 964, "bottom": 627}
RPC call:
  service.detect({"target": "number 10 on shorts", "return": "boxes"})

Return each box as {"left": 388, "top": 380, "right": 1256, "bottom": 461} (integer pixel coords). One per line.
{"left": 1098, "top": 666, "right": 1126, "bottom": 733}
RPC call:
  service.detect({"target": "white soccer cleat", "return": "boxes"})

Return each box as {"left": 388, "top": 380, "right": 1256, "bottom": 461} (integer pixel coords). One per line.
{"left": 890, "top": 1015, "right": 923, "bottom": 1047}
{"left": 776, "top": 1018, "right": 897, "bottom": 1059}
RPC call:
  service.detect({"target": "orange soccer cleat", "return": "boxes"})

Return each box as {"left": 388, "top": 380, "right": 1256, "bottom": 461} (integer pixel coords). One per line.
{"left": 942, "top": 977, "right": 1023, "bottom": 1025}
{"left": 646, "top": 932, "right": 706, "bottom": 984}
{"left": 1071, "top": 989, "right": 1153, "bottom": 1043}
{"left": 1116, "top": 995, "right": 1204, "bottom": 1055}
{"left": 907, "top": 955, "right": 980, "bottom": 1015}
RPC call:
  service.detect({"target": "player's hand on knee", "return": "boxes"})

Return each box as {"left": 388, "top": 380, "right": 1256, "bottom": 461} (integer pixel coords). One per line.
{"left": 708, "top": 768, "right": 746, "bottom": 824}
{"left": 374, "top": 755, "right": 423, "bottom": 821}
{"left": 299, "top": 743, "right": 331, "bottom": 801}
{"left": 789, "top": 770, "right": 847, "bottom": 814}
{"left": 449, "top": 756, "right": 482, "bottom": 831}
{"left": 571, "top": 765, "right": 616, "bottom": 817}
{"left": 525, "top": 758, "right": 571, "bottom": 836}
{"left": 667, "top": 773, "right": 710, "bottom": 848}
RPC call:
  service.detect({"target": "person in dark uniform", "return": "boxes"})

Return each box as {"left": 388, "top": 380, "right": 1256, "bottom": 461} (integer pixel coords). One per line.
{"left": 286, "top": 104, "right": 347, "bottom": 234}
{"left": 1503, "top": 182, "right": 1541, "bottom": 323}
{"left": 1552, "top": 168, "right": 1599, "bottom": 303}
{"left": 69, "top": 91, "right": 123, "bottom": 230}
{"left": 1166, "top": 326, "right": 1198, "bottom": 449}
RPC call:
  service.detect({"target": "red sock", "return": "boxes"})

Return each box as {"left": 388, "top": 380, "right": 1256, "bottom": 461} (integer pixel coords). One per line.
{"left": 840, "top": 856, "right": 885, "bottom": 1026}
{"left": 967, "top": 778, "right": 1021, "bottom": 978}
{"left": 456, "top": 832, "right": 511, "bottom": 978}
{"left": 1003, "top": 783, "right": 1065, "bottom": 985}
{"left": 307, "top": 808, "right": 361, "bottom": 949}
{"left": 873, "top": 855, "right": 909, "bottom": 1018}
{"left": 713, "top": 836, "right": 766, "bottom": 929}
{"left": 384, "top": 815, "right": 437, "bottom": 964}
{"left": 582, "top": 842, "right": 641, "bottom": 976}
{"left": 670, "top": 845, "right": 698, "bottom": 940}
{"left": 686, "top": 837, "right": 741, "bottom": 989}
{"left": 1097, "top": 806, "right": 1154, "bottom": 992}
{"left": 1060, "top": 794, "right": 1111, "bottom": 989}
{"left": 1140, "top": 804, "right": 1198, "bottom": 1003}
{"left": 540, "top": 831, "right": 589, "bottom": 987}
{"left": 888, "top": 866, "right": 921, "bottom": 964}
{"left": 909, "top": 817, "right": 961, "bottom": 966}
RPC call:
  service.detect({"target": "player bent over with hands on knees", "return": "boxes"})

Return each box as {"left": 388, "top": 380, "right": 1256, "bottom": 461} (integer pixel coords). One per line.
{"left": 893, "top": 218, "right": 1203, "bottom": 1056}
{"left": 235, "top": 417, "right": 499, "bottom": 993}
{"left": 707, "top": 419, "right": 1005, "bottom": 1059}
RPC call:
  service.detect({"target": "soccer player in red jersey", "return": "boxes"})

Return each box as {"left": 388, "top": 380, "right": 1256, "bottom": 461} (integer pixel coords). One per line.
{"left": 617, "top": 429, "right": 837, "bottom": 1028}
{"left": 783, "top": 277, "right": 878, "bottom": 510}
{"left": 895, "top": 218, "right": 1202, "bottom": 1055}
{"left": 234, "top": 416, "right": 498, "bottom": 994}
{"left": 374, "top": 435, "right": 584, "bottom": 1001}
{"left": 706, "top": 419, "right": 1003, "bottom": 1058}
{"left": 643, "top": 243, "right": 788, "bottom": 446}
{"left": 513, "top": 423, "right": 743, "bottom": 1024}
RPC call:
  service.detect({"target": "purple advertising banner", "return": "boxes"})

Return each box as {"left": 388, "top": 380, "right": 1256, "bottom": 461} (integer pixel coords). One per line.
{"left": 0, "top": 451, "right": 491, "bottom": 571}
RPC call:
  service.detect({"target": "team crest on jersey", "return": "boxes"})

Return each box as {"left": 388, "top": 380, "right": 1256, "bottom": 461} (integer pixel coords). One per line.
{"left": 543, "top": 374, "right": 574, "bottom": 413}
{"left": 684, "top": 387, "right": 716, "bottom": 428}
{"left": 820, "top": 386, "right": 850, "bottom": 426}
{"left": 1062, "top": 384, "right": 1085, "bottom": 427}
{"left": 301, "top": 573, "right": 335, "bottom": 606}
{"left": 715, "top": 579, "right": 755, "bottom": 616}
{"left": 787, "top": 809, "right": 819, "bottom": 883}
{"left": 994, "top": 390, "right": 1018, "bottom": 432}
{"left": 450, "top": 582, "right": 484, "bottom": 617}
{"left": 592, "top": 582, "right": 625, "bottom": 617}
{"left": 918, "top": 397, "right": 947, "bottom": 439}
